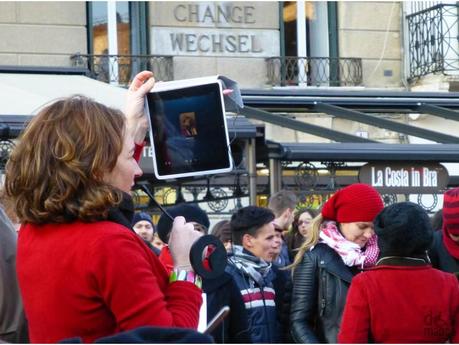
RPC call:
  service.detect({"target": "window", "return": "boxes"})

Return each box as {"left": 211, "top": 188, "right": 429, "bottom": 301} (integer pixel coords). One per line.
{"left": 281, "top": 1, "right": 338, "bottom": 86}
{"left": 88, "top": 2, "right": 148, "bottom": 84}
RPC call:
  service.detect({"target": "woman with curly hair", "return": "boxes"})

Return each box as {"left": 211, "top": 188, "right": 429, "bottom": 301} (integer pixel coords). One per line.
{"left": 4, "top": 72, "right": 203, "bottom": 343}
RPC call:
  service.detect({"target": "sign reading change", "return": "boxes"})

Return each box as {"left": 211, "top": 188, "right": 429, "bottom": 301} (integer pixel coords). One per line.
{"left": 359, "top": 163, "right": 449, "bottom": 193}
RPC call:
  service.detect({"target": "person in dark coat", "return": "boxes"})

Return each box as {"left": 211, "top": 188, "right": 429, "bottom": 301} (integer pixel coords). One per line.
{"left": 0, "top": 206, "right": 28, "bottom": 343}
{"left": 157, "top": 204, "right": 251, "bottom": 343}
{"left": 339, "top": 202, "right": 459, "bottom": 343}
{"left": 268, "top": 190, "right": 297, "bottom": 268}
{"left": 226, "top": 206, "right": 281, "bottom": 343}
{"left": 132, "top": 212, "right": 160, "bottom": 255}
{"left": 202, "top": 272, "right": 252, "bottom": 343}
{"left": 157, "top": 203, "right": 210, "bottom": 273}
{"left": 268, "top": 191, "right": 298, "bottom": 342}
{"left": 429, "top": 188, "right": 459, "bottom": 275}
{"left": 211, "top": 220, "right": 233, "bottom": 252}
{"left": 289, "top": 184, "right": 384, "bottom": 343}
{"left": 430, "top": 208, "right": 442, "bottom": 231}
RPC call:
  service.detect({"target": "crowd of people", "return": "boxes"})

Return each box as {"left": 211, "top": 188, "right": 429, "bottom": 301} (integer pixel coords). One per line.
{"left": 0, "top": 71, "right": 457, "bottom": 343}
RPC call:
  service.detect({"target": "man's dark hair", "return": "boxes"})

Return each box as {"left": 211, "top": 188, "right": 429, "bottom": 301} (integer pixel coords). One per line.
{"left": 230, "top": 206, "right": 275, "bottom": 245}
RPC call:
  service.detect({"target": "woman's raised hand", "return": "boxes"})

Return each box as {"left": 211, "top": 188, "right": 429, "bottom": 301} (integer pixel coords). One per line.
{"left": 125, "top": 71, "right": 155, "bottom": 145}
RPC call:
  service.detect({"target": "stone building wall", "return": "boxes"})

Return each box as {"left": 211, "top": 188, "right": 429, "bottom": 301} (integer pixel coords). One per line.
{"left": 338, "top": 1, "right": 403, "bottom": 88}
{"left": 0, "top": 2, "right": 87, "bottom": 67}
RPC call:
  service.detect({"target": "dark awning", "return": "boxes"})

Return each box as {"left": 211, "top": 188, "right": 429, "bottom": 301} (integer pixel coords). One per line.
{"left": 241, "top": 88, "right": 459, "bottom": 112}
{"left": 240, "top": 88, "right": 459, "bottom": 144}
{"left": 278, "top": 142, "right": 459, "bottom": 162}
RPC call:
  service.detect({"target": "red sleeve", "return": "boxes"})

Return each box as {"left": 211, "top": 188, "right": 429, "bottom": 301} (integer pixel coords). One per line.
{"left": 450, "top": 276, "right": 459, "bottom": 343}
{"left": 134, "top": 142, "right": 145, "bottom": 162}
{"left": 338, "top": 275, "right": 371, "bottom": 343}
{"left": 158, "top": 245, "right": 174, "bottom": 274}
{"left": 88, "top": 229, "right": 202, "bottom": 330}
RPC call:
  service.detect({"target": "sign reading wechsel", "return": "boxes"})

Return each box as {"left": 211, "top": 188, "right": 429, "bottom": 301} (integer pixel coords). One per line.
{"left": 151, "top": 3, "right": 280, "bottom": 57}
{"left": 359, "top": 163, "right": 449, "bottom": 193}
{"left": 152, "top": 27, "right": 279, "bottom": 57}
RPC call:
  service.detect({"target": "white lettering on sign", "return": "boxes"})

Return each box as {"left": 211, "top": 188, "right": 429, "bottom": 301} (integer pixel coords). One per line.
{"left": 411, "top": 167, "right": 421, "bottom": 187}
{"left": 423, "top": 167, "right": 437, "bottom": 187}
{"left": 142, "top": 146, "right": 154, "bottom": 158}
{"left": 370, "top": 167, "right": 438, "bottom": 188}
{"left": 384, "top": 167, "right": 409, "bottom": 187}
{"left": 371, "top": 167, "right": 384, "bottom": 187}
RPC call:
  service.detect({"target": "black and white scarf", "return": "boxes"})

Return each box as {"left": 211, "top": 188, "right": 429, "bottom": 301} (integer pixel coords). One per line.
{"left": 229, "top": 245, "right": 272, "bottom": 286}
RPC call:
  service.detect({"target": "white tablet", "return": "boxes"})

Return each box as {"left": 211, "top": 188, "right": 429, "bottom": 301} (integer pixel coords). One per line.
{"left": 145, "top": 77, "right": 233, "bottom": 180}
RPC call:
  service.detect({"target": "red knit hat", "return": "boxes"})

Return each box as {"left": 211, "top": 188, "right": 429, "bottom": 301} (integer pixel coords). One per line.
{"left": 442, "top": 188, "right": 459, "bottom": 236}
{"left": 321, "top": 183, "right": 384, "bottom": 223}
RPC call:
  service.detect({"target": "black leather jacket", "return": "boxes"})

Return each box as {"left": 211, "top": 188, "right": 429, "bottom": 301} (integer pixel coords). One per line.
{"left": 290, "top": 243, "right": 355, "bottom": 343}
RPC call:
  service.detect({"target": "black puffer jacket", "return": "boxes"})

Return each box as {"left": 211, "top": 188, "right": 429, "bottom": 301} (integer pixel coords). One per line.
{"left": 290, "top": 243, "right": 356, "bottom": 343}
{"left": 429, "top": 230, "right": 459, "bottom": 274}
{"left": 202, "top": 272, "right": 252, "bottom": 343}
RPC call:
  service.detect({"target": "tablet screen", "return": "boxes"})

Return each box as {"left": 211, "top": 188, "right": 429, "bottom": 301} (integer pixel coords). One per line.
{"left": 146, "top": 82, "right": 232, "bottom": 179}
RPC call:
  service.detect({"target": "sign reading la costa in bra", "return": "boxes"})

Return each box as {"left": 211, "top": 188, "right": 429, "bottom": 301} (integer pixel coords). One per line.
{"left": 359, "top": 163, "right": 449, "bottom": 193}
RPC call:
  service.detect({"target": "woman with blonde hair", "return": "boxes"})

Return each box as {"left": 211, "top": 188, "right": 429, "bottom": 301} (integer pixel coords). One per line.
{"left": 4, "top": 72, "right": 204, "bottom": 343}
{"left": 289, "top": 183, "right": 384, "bottom": 343}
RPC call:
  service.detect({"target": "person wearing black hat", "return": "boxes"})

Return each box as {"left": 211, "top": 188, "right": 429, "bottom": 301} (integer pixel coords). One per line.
{"left": 157, "top": 203, "right": 210, "bottom": 273}
{"left": 156, "top": 203, "right": 252, "bottom": 343}
{"left": 339, "top": 202, "right": 459, "bottom": 343}
{"left": 132, "top": 212, "right": 161, "bottom": 255}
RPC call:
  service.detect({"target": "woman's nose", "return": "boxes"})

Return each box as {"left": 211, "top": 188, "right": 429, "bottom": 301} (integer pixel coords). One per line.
{"left": 134, "top": 161, "right": 143, "bottom": 178}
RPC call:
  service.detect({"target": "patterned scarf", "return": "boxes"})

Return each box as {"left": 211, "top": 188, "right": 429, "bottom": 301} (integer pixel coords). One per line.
{"left": 229, "top": 245, "right": 272, "bottom": 286}
{"left": 319, "top": 221, "right": 379, "bottom": 268}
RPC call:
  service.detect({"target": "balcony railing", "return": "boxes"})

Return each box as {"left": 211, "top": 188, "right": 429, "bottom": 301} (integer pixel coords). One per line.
{"left": 266, "top": 56, "right": 363, "bottom": 87}
{"left": 407, "top": 4, "right": 459, "bottom": 80}
{"left": 70, "top": 54, "right": 174, "bottom": 86}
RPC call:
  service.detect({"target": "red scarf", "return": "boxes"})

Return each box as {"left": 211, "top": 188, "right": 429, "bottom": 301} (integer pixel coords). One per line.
{"left": 442, "top": 226, "right": 459, "bottom": 259}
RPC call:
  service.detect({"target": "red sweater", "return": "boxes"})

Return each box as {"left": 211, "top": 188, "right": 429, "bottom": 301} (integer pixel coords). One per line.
{"left": 17, "top": 221, "right": 202, "bottom": 343}
{"left": 338, "top": 265, "right": 459, "bottom": 343}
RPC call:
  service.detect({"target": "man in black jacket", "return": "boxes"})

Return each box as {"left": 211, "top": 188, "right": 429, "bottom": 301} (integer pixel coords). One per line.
{"left": 202, "top": 272, "right": 252, "bottom": 343}
{"left": 226, "top": 206, "right": 281, "bottom": 343}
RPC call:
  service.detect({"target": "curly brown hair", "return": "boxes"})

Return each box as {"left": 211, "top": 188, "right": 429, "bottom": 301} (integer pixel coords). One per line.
{"left": 4, "top": 95, "right": 126, "bottom": 224}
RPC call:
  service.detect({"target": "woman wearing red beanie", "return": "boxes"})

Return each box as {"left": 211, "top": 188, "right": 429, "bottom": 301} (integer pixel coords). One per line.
{"left": 289, "top": 183, "right": 384, "bottom": 343}
{"left": 338, "top": 202, "right": 458, "bottom": 343}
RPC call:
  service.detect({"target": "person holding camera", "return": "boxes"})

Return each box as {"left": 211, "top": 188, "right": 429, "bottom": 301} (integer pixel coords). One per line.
{"left": 4, "top": 72, "right": 204, "bottom": 343}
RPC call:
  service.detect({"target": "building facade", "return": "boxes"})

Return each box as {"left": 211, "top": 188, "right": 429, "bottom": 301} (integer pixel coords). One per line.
{"left": 1, "top": 1, "right": 458, "bottom": 219}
